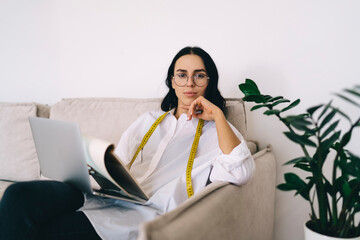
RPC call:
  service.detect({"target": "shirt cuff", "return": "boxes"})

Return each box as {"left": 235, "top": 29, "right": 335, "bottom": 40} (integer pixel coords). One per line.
{"left": 210, "top": 141, "right": 255, "bottom": 185}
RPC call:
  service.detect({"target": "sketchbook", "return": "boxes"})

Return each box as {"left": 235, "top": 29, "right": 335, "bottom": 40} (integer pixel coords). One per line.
{"left": 83, "top": 136, "right": 149, "bottom": 204}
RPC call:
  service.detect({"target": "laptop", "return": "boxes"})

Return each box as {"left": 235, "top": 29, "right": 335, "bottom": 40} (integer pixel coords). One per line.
{"left": 28, "top": 117, "right": 147, "bottom": 204}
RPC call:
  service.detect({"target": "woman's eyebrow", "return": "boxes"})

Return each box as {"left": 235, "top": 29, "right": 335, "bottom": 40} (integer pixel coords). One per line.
{"left": 176, "top": 69, "right": 207, "bottom": 72}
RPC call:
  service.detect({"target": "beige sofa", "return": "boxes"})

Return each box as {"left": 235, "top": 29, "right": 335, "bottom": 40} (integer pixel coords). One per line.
{"left": 0, "top": 98, "right": 276, "bottom": 240}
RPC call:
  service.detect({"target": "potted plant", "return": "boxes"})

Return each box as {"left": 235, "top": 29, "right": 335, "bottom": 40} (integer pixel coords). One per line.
{"left": 239, "top": 79, "right": 360, "bottom": 239}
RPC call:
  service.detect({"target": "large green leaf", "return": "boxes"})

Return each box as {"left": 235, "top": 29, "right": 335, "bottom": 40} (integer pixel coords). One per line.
{"left": 329, "top": 106, "right": 351, "bottom": 122}
{"left": 283, "top": 173, "right": 311, "bottom": 200}
{"left": 264, "top": 109, "right": 281, "bottom": 115}
{"left": 319, "top": 108, "right": 337, "bottom": 129}
{"left": 243, "top": 95, "right": 265, "bottom": 104}
{"left": 338, "top": 160, "right": 360, "bottom": 177}
{"left": 320, "top": 120, "right": 340, "bottom": 140}
{"left": 348, "top": 178, "right": 360, "bottom": 189}
{"left": 242, "top": 95, "right": 266, "bottom": 104}
{"left": 263, "top": 95, "right": 273, "bottom": 102}
{"left": 239, "top": 79, "right": 261, "bottom": 96}
{"left": 277, "top": 173, "right": 307, "bottom": 191}
{"left": 307, "top": 104, "right": 323, "bottom": 116}
{"left": 281, "top": 99, "right": 300, "bottom": 112}
{"left": 333, "top": 176, "right": 348, "bottom": 195}
{"left": 285, "top": 173, "right": 306, "bottom": 186}
{"left": 348, "top": 152, "right": 360, "bottom": 167}
{"left": 344, "top": 89, "right": 360, "bottom": 98}
{"left": 302, "top": 178, "right": 314, "bottom": 200}
{"left": 251, "top": 104, "right": 272, "bottom": 111}
{"left": 284, "top": 156, "right": 312, "bottom": 165}
{"left": 245, "top": 79, "right": 259, "bottom": 90}
{"left": 283, "top": 114, "right": 310, "bottom": 124}
{"left": 303, "top": 130, "right": 317, "bottom": 137}
{"left": 320, "top": 131, "right": 341, "bottom": 152}
{"left": 335, "top": 93, "right": 360, "bottom": 108}
{"left": 239, "top": 84, "right": 259, "bottom": 96}
{"left": 318, "top": 100, "right": 332, "bottom": 121}
{"left": 298, "top": 185, "right": 312, "bottom": 200}
{"left": 336, "top": 145, "right": 348, "bottom": 164}
{"left": 289, "top": 118, "right": 313, "bottom": 132}
{"left": 277, "top": 183, "right": 295, "bottom": 191}
{"left": 324, "top": 178, "right": 334, "bottom": 196}
{"left": 266, "top": 96, "right": 284, "bottom": 102}
{"left": 272, "top": 99, "right": 291, "bottom": 107}
{"left": 294, "top": 163, "right": 313, "bottom": 172}
{"left": 284, "top": 131, "right": 317, "bottom": 147}
{"left": 341, "top": 130, "right": 352, "bottom": 147}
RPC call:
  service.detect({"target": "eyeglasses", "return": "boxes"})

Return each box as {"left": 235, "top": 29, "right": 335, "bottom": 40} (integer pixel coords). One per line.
{"left": 172, "top": 73, "right": 209, "bottom": 87}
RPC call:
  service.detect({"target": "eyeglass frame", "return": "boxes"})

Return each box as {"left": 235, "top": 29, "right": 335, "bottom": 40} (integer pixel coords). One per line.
{"left": 172, "top": 73, "right": 210, "bottom": 87}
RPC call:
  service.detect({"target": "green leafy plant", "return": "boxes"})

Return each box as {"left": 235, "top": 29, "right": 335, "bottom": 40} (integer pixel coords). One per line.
{"left": 239, "top": 79, "right": 360, "bottom": 238}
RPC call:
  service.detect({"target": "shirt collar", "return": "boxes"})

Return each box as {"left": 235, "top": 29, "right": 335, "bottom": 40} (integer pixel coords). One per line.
{"left": 167, "top": 109, "right": 204, "bottom": 130}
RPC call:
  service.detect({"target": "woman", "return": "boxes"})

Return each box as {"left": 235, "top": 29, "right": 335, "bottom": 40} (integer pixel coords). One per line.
{"left": 0, "top": 46, "right": 255, "bottom": 239}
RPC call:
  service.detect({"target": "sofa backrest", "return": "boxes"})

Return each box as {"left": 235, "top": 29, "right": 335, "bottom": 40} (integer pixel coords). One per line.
{"left": 0, "top": 98, "right": 248, "bottom": 183}
{"left": 50, "top": 98, "right": 248, "bottom": 145}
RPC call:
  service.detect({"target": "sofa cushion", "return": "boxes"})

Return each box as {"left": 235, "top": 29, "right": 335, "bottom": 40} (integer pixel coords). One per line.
{"left": 50, "top": 98, "right": 248, "bottom": 145}
{"left": 0, "top": 103, "right": 40, "bottom": 181}
{"left": 50, "top": 98, "right": 163, "bottom": 145}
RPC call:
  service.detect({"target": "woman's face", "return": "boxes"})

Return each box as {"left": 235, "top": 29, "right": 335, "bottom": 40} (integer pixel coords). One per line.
{"left": 172, "top": 54, "right": 209, "bottom": 109}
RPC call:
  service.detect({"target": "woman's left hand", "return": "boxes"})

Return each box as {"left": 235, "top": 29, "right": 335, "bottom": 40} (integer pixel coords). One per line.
{"left": 185, "top": 96, "right": 221, "bottom": 121}
{"left": 184, "top": 96, "right": 241, "bottom": 154}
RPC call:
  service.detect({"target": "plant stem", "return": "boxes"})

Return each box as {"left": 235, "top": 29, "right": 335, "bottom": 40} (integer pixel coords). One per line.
{"left": 313, "top": 119, "right": 329, "bottom": 232}
{"left": 331, "top": 152, "right": 338, "bottom": 227}
{"left": 309, "top": 188, "right": 317, "bottom": 220}
{"left": 333, "top": 117, "right": 360, "bottom": 230}
{"left": 316, "top": 173, "right": 329, "bottom": 232}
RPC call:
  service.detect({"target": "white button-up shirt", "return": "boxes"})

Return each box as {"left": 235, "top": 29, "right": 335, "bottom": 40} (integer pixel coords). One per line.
{"left": 81, "top": 110, "right": 255, "bottom": 240}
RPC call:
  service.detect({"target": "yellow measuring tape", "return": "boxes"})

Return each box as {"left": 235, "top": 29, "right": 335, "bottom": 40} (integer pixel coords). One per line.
{"left": 127, "top": 111, "right": 170, "bottom": 169}
{"left": 127, "top": 111, "right": 204, "bottom": 198}
{"left": 186, "top": 118, "right": 204, "bottom": 197}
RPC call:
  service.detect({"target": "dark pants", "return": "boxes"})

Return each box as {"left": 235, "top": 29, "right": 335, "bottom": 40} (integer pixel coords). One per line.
{"left": 0, "top": 180, "right": 101, "bottom": 240}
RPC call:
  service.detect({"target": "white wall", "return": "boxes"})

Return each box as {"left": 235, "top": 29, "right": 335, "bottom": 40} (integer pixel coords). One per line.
{"left": 1, "top": 0, "right": 359, "bottom": 239}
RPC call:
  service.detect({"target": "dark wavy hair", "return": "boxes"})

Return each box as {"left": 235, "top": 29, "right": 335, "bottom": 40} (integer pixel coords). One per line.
{"left": 161, "top": 46, "right": 226, "bottom": 112}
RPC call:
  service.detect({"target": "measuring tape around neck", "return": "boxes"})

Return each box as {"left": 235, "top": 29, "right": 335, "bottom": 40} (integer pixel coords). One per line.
{"left": 186, "top": 118, "right": 204, "bottom": 197}
{"left": 127, "top": 111, "right": 170, "bottom": 169}
{"left": 127, "top": 111, "right": 204, "bottom": 198}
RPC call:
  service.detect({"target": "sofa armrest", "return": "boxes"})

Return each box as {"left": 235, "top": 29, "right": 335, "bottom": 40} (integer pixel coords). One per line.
{"left": 138, "top": 145, "right": 276, "bottom": 240}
